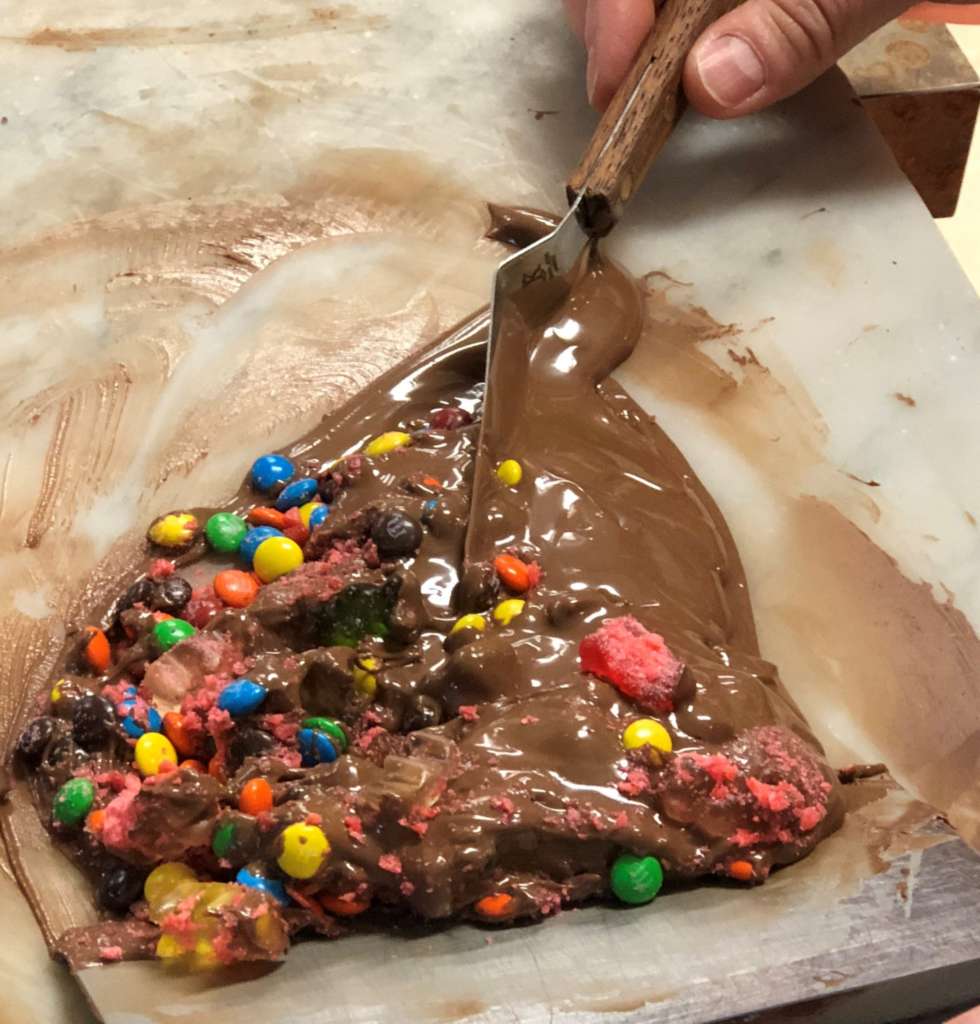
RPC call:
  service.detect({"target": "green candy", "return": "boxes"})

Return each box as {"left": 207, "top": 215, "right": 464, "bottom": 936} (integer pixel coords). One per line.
{"left": 316, "top": 581, "right": 398, "bottom": 648}
{"left": 205, "top": 512, "right": 248, "bottom": 553}
{"left": 53, "top": 778, "right": 95, "bottom": 827}
{"left": 303, "top": 717, "right": 348, "bottom": 753}
{"left": 212, "top": 820, "right": 236, "bottom": 859}
{"left": 153, "top": 618, "right": 196, "bottom": 652}
{"left": 610, "top": 853, "right": 663, "bottom": 905}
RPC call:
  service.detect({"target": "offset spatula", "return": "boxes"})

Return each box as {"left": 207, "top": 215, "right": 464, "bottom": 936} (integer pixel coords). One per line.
{"left": 485, "top": 0, "right": 730, "bottom": 375}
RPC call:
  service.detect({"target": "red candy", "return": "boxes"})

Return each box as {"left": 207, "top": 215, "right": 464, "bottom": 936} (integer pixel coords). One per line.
{"left": 248, "top": 507, "right": 287, "bottom": 529}
{"left": 429, "top": 407, "right": 472, "bottom": 430}
{"left": 578, "top": 616, "right": 683, "bottom": 713}
{"left": 494, "top": 554, "right": 530, "bottom": 593}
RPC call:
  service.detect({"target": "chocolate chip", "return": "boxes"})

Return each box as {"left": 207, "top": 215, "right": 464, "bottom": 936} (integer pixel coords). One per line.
{"left": 403, "top": 695, "right": 443, "bottom": 732}
{"left": 15, "top": 716, "right": 56, "bottom": 764}
{"left": 72, "top": 695, "right": 115, "bottom": 751}
{"left": 151, "top": 576, "right": 193, "bottom": 614}
{"left": 97, "top": 864, "right": 146, "bottom": 913}
{"left": 371, "top": 511, "right": 423, "bottom": 559}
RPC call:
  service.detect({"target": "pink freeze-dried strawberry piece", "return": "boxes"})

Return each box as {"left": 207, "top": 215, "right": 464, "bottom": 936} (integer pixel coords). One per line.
{"left": 578, "top": 616, "right": 684, "bottom": 713}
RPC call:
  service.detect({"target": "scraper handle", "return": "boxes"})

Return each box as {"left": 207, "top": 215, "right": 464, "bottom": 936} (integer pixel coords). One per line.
{"left": 567, "top": 0, "right": 731, "bottom": 236}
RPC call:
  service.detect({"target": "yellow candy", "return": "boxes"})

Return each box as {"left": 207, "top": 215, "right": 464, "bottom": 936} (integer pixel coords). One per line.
{"left": 363, "top": 431, "right": 412, "bottom": 458}
{"left": 156, "top": 933, "right": 184, "bottom": 960}
{"left": 622, "top": 719, "right": 672, "bottom": 756}
{"left": 298, "top": 501, "right": 324, "bottom": 529}
{"left": 352, "top": 656, "right": 379, "bottom": 699}
{"left": 148, "top": 512, "right": 198, "bottom": 548}
{"left": 493, "top": 599, "right": 526, "bottom": 627}
{"left": 135, "top": 731, "right": 178, "bottom": 776}
{"left": 277, "top": 821, "right": 330, "bottom": 879}
{"left": 450, "top": 613, "right": 487, "bottom": 635}
{"left": 50, "top": 678, "right": 66, "bottom": 704}
{"left": 253, "top": 535, "right": 304, "bottom": 583}
{"left": 144, "top": 861, "right": 197, "bottom": 910}
{"left": 496, "top": 459, "right": 523, "bottom": 487}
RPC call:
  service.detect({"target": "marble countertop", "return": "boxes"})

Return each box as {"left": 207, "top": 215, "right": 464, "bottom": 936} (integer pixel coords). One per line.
{"left": 1, "top": 2, "right": 978, "bottom": 1022}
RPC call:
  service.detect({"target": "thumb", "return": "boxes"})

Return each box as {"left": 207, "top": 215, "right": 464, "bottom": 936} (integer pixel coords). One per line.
{"left": 683, "top": 0, "right": 913, "bottom": 118}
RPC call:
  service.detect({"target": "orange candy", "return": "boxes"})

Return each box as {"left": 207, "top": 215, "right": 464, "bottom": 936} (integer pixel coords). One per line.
{"left": 248, "top": 507, "right": 288, "bottom": 529}
{"left": 320, "top": 893, "right": 370, "bottom": 917}
{"left": 239, "top": 777, "right": 274, "bottom": 816}
{"left": 83, "top": 627, "right": 111, "bottom": 673}
{"left": 493, "top": 555, "right": 530, "bottom": 594}
{"left": 474, "top": 893, "right": 515, "bottom": 919}
{"left": 163, "top": 711, "right": 198, "bottom": 758}
{"left": 85, "top": 809, "right": 106, "bottom": 833}
{"left": 422, "top": 476, "right": 442, "bottom": 490}
{"left": 179, "top": 759, "right": 206, "bottom": 773}
{"left": 729, "top": 860, "right": 754, "bottom": 882}
{"left": 214, "top": 569, "right": 261, "bottom": 608}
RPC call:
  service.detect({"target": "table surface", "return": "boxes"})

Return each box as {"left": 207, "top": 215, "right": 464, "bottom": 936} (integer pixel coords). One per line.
{"left": 0, "top": 3, "right": 978, "bottom": 1022}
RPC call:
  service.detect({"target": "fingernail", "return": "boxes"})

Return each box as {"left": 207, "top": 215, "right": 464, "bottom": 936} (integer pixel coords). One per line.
{"left": 587, "top": 54, "right": 599, "bottom": 105}
{"left": 696, "top": 35, "right": 765, "bottom": 108}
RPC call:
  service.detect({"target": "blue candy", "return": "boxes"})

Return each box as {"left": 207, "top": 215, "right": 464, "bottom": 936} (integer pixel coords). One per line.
{"left": 251, "top": 454, "right": 295, "bottom": 493}
{"left": 275, "top": 477, "right": 318, "bottom": 511}
{"left": 217, "top": 678, "right": 268, "bottom": 716}
{"left": 307, "top": 503, "right": 330, "bottom": 530}
{"left": 118, "top": 690, "right": 162, "bottom": 739}
{"left": 421, "top": 499, "right": 438, "bottom": 522}
{"left": 235, "top": 867, "right": 289, "bottom": 905}
{"left": 298, "top": 727, "right": 338, "bottom": 767}
{"left": 239, "top": 525, "right": 282, "bottom": 565}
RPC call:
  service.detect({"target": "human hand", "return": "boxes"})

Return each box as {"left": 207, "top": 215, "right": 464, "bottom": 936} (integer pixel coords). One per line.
{"left": 564, "top": 0, "right": 928, "bottom": 117}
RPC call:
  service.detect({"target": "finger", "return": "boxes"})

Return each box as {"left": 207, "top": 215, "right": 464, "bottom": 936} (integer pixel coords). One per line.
{"left": 585, "top": 0, "right": 656, "bottom": 110}
{"left": 564, "top": 0, "right": 588, "bottom": 40}
{"left": 683, "top": 0, "right": 913, "bottom": 119}
{"left": 946, "top": 1008, "right": 980, "bottom": 1024}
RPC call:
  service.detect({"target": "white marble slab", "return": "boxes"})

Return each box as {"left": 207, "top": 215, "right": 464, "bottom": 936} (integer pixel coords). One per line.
{"left": 0, "top": 2, "right": 978, "bottom": 1022}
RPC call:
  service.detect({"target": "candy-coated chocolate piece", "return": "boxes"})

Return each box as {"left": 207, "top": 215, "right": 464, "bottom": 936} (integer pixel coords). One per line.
{"left": 298, "top": 501, "right": 325, "bottom": 530}
{"left": 217, "top": 678, "right": 268, "bottom": 716}
{"left": 135, "top": 732, "right": 177, "bottom": 776}
{"left": 53, "top": 777, "right": 95, "bottom": 827}
{"left": 610, "top": 853, "right": 663, "bottom": 905}
{"left": 253, "top": 535, "right": 304, "bottom": 583}
{"left": 73, "top": 694, "right": 116, "bottom": 749}
{"left": 247, "top": 506, "right": 288, "bottom": 529}
{"left": 450, "top": 613, "right": 486, "bottom": 635}
{"left": 622, "top": 719, "right": 672, "bottom": 756}
{"left": 352, "top": 656, "right": 379, "bottom": 699}
{"left": 277, "top": 822, "right": 330, "bottom": 879}
{"left": 493, "top": 598, "right": 526, "bottom": 626}
{"left": 147, "top": 512, "right": 199, "bottom": 549}
{"left": 474, "top": 893, "right": 515, "bottom": 919}
{"left": 235, "top": 867, "right": 289, "bottom": 905}
{"left": 238, "top": 525, "right": 282, "bottom": 565}
{"left": 494, "top": 554, "right": 530, "bottom": 593}
{"left": 97, "top": 864, "right": 146, "bottom": 914}
{"left": 144, "top": 861, "right": 197, "bottom": 909}
{"left": 162, "top": 710, "right": 198, "bottom": 757}
{"left": 179, "top": 758, "right": 206, "bottom": 773}
{"left": 371, "top": 510, "right": 422, "bottom": 558}
{"left": 50, "top": 679, "right": 66, "bottom": 705}
{"left": 214, "top": 569, "right": 260, "bottom": 608}
{"left": 250, "top": 453, "right": 294, "bottom": 493}
{"left": 239, "top": 777, "right": 274, "bottom": 816}
{"left": 298, "top": 727, "right": 338, "bottom": 766}
{"left": 728, "top": 859, "right": 755, "bottom": 882}
{"left": 152, "top": 617, "right": 195, "bottom": 652}
{"left": 307, "top": 503, "right": 330, "bottom": 530}
{"left": 120, "top": 703, "right": 163, "bottom": 740}
{"left": 83, "top": 627, "right": 111, "bottom": 673}
{"left": 275, "top": 477, "right": 318, "bottom": 511}
{"left": 320, "top": 893, "right": 370, "bottom": 917}
{"left": 204, "top": 512, "right": 248, "bottom": 553}
{"left": 495, "top": 459, "right": 522, "bottom": 486}
{"left": 302, "top": 717, "right": 348, "bottom": 753}
{"left": 363, "top": 431, "right": 411, "bottom": 457}
{"left": 212, "top": 821, "right": 236, "bottom": 859}
{"left": 429, "top": 406, "right": 472, "bottom": 430}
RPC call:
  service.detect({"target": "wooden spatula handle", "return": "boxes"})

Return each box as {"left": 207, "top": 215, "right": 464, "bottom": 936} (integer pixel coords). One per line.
{"left": 567, "top": 0, "right": 731, "bottom": 236}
